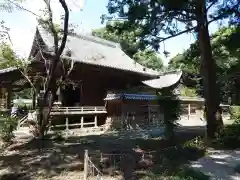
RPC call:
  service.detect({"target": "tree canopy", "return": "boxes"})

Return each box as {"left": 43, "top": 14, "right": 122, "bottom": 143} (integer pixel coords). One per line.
{"left": 104, "top": 0, "right": 239, "bottom": 51}
{"left": 0, "top": 43, "right": 16, "bottom": 69}
{"left": 169, "top": 26, "right": 240, "bottom": 103}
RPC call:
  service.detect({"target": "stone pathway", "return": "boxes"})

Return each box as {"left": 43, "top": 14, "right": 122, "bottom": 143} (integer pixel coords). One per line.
{"left": 191, "top": 149, "right": 240, "bottom": 180}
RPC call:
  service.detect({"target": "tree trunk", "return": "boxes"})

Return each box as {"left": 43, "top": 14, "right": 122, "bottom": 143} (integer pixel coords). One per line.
{"left": 37, "top": 82, "right": 57, "bottom": 139}
{"left": 196, "top": 1, "right": 223, "bottom": 140}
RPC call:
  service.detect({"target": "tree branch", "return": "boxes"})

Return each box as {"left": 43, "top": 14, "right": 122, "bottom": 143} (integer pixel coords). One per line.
{"left": 0, "top": 30, "right": 13, "bottom": 45}
{"left": 43, "top": 0, "right": 69, "bottom": 94}
{"left": 18, "top": 69, "right": 37, "bottom": 94}
{"left": 208, "top": 1, "right": 240, "bottom": 24}
{"left": 57, "top": 0, "right": 69, "bottom": 57}
{"left": 206, "top": 1, "right": 217, "bottom": 11}
{"left": 158, "top": 27, "right": 196, "bottom": 43}
{"left": 6, "top": 0, "right": 41, "bottom": 18}
{"left": 43, "top": 0, "right": 59, "bottom": 55}
{"left": 35, "top": 37, "right": 50, "bottom": 75}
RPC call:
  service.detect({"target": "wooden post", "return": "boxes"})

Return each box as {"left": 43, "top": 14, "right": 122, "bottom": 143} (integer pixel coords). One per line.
{"left": 148, "top": 105, "right": 151, "bottom": 126}
{"left": 81, "top": 116, "right": 84, "bottom": 128}
{"left": 84, "top": 150, "right": 88, "bottom": 180}
{"left": 0, "top": 88, "right": 6, "bottom": 110}
{"left": 6, "top": 87, "right": 12, "bottom": 112}
{"left": 188, "top": 104, "right": 191, "bottom": 120}
{"left": 94, "top": 116, "right": 97, "bottom": 127}
{"left": 65, "top": 117, "right": 69, "bottom": 130}
{"left": 65, "top": 107, "right": 69, "bottom": 131}
{"left": 94, "top": 107, "right": 97, "bottom": 127}
{"left": 32, "top": 88, "right": 36, "bottom": 110}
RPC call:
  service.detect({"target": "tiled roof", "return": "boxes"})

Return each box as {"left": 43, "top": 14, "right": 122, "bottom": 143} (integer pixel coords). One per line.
{"left": 143, "top": 71, "right": 182, "bottom": 89}
{"left": 0, "top": 67, "right": 18, "bottom": 74}
{"left": 104, "top": 93, "right": 205, "bottom": 102}
{"left": 37, "top": 27, "right": 159, "bottom": 77}
{"left": 104, "top": 93, "right": 158, "bottom": 101}
{"left": 34, "top": 26, "right": 183, "bottom": 89}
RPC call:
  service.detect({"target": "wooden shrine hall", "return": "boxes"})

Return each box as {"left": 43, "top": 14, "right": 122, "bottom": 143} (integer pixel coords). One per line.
{"left": 0, "top": 26, "right": 182, "bottom": 131}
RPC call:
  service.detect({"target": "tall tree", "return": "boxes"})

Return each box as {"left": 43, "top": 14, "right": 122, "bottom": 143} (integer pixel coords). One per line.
{"left": 105, "top": 0, "right": 240, "bottom": 139}
{"left": 32, "top": 0, "right": 70, "bottom": 138}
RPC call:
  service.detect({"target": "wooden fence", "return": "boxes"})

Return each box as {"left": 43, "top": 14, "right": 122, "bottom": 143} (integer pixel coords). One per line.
{"left": 50, "top": 106, "right": 107, "bottom": 115}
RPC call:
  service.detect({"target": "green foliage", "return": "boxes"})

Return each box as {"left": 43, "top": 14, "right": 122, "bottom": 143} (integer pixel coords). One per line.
{"left": 229, "top": 106, "right": 240, "bottom": 124}
{"left": 0, "top": 43, "right": 32, "bottom": 99}
{"left": 133, "top": 49, "right": 163, "bottom": 70}
{"left": 168, "top": 26, "right": 240, "bottom": 102}
{"left": 38, "top": 19, "right": 62, "bottom": 36}
{"left": 180, "top": 86, "right": 197, "bottom": 97}
{"left": 105, "top": 0, "right": 239, "bottom": 52}
{"left": 0, "top": 42, "right": 19, "bottom": 69}
{"left": 157, "top": 89, "right": 181, "bottom": 141}
{"left": 216, "top": 124, "right": 240, "bottom": 148}
{"left": 183, "top": 137, "right": 205, "bottom": 150}
{"left": 92, "top": 21, "right": 142, "bottom": 57}
{"left": 92, "top": 21, "right": 164, "bottom": 70}
{"left": 0, "top": 116, "right": 18, "bottom": 143}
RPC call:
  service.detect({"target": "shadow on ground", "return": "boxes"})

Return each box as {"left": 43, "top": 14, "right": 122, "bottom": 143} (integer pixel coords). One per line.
{"left": 0, "top": 126, "right": 207, "bottom": 180}
{"left": 191, "top": 149, "right": 240, "bottom": 180}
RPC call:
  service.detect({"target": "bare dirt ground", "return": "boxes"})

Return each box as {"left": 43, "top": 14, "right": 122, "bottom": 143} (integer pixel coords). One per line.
{"left": 0, "top": 128, "right": 205, "bottom": 180}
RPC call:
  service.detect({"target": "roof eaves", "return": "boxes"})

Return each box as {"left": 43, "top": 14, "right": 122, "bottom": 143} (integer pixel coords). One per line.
{"left": 0, "top": 67, "right": 18, "bottom": 74}
{"left": 42, "top": 50, "right": 159, "bottom": 78}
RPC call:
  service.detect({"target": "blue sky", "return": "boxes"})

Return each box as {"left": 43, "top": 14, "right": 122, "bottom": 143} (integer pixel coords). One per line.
{"left": 0, "top": 0, "right": 222, "bottom": 65}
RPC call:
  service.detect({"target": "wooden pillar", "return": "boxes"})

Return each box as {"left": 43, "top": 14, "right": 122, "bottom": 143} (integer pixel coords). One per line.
{"left": 84, "top": 150, "right": 88, "bottom": 180}
{"left": 188, "top": 104, "right": 191, "bottom": 120}
{"left": 94, "top": 107, "right": 97, "bottom": 127}
{"left": 148, "top": 105, "right": 151, "bottom": 126}
{"left": 81, "top": 116, "right": 84, "bottom": 128}
{"left": 32, "top": 89, "right": 36, "bottom": 110}
{"left": 65, "top": 107, "right": 69, "bottom": 131}
{"left": 6, "top": 88, "right": 12, "bottom": 114}
{"left": 94, "top": 116, "right": 97, "bottom": 127}
{"left": 81, "top": 107, "right": 84, "bottom": 128}
{"left": 0, "top": 88, "right": 4, "bottom": 110}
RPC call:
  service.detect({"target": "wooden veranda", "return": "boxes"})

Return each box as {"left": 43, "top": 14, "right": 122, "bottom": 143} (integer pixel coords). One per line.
{"left": 49, "top": 106, "right": 107, "bottom": 131}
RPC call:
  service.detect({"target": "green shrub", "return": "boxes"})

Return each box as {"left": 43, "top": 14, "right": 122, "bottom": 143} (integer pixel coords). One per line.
{"left": 181, "top": 137, "right": 206, "bottom": 161}
{"left": 216, "top": 124, "right": 240, "bottom": 148}
{"left": 183, "top": 137, "right": 205, "bottom": 149}
{"left": 229, "top": 106, "right": 240, "bottom": 124}
{"left": 215, "top": 106, "right": 240, "bottom": 148}
{"left": 0, "top": 116, "right": 18, "bottom": 143}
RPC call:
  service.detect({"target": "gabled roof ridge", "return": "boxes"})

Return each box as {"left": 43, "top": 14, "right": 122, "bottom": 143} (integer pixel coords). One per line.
{"left": 69, "top": 32, "right": 120, "bottom": 48}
